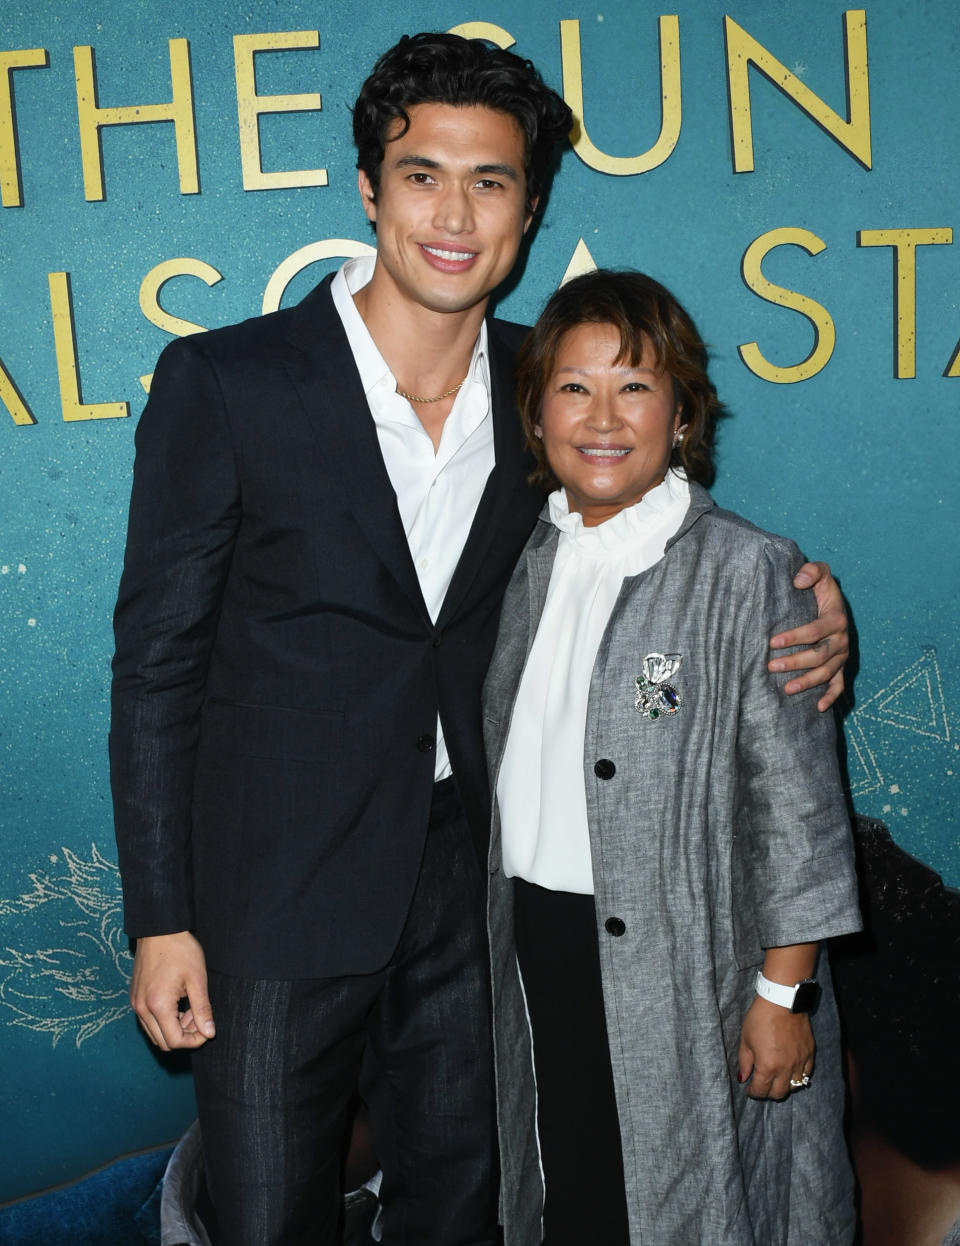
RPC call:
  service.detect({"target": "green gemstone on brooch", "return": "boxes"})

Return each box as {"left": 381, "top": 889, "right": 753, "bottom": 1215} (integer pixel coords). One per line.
{"left": 635, "top": 652, "right": 682, "bottom": 720}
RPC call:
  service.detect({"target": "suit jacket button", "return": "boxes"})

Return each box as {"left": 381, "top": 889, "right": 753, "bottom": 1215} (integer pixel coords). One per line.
{"left": 417, "top": 734, "right": 435, "bottom": 752}
{"left": 594, "top": 759, "right": 616, "bottom": 780}
{"left": 605, "top": 917, "right": 626, "bottom": 937}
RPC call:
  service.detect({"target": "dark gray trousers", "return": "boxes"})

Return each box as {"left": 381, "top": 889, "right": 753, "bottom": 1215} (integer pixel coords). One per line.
{"left": 192, "top": 779, "right": 497, "bottom": 1245}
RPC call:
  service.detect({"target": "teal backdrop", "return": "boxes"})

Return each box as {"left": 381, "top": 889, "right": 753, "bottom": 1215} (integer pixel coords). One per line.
{"left": 1, "top": 0, "right": 957, "bottom": 1203}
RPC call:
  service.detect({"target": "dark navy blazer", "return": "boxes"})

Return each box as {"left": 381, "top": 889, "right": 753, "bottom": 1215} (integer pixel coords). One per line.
{"left": 110, "top": 275, "right": 542, "bottom": 978}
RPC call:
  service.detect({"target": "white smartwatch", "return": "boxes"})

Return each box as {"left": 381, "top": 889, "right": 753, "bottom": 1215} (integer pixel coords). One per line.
{"left": 755, "top": 971, "right": 820, "bottom": 1014}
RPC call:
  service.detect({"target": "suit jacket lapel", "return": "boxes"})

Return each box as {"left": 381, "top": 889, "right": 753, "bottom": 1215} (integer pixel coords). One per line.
{"left": 436, "top": 317, "right": 530, "bottom": 627}
{"left": 282, "top": 276, "right": 429, "bottom": 621}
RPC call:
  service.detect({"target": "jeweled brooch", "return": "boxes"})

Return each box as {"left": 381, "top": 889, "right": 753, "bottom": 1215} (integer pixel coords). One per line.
{"left": 635, "top": 652, "right": 682, "bottom": 720}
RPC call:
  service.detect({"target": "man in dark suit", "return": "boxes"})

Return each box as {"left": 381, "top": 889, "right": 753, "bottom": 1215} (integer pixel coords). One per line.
{"left": 110, "top": 32, "right": 849, "bottom": 1246}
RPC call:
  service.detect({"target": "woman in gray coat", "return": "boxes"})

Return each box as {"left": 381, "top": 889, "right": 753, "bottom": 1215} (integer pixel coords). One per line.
{"left": 484, "top": 270, "right": 862, "bottom": 1246}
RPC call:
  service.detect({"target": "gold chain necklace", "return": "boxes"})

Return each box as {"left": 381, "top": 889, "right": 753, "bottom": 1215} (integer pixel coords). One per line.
{"left": 396, "top": 376, "right": 467, "bottom": 404}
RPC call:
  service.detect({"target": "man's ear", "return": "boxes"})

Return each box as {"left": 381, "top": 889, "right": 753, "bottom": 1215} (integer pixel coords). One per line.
{"left": 358, "top": 169, "right": 377, "bottom": 224}
{"left": 523, "top": 196, "right": 539, "bottom": 234}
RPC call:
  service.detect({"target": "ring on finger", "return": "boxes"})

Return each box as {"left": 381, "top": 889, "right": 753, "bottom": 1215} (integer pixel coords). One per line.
{"left": 789, "top": 1074, "right": 811, "bottom": 1089}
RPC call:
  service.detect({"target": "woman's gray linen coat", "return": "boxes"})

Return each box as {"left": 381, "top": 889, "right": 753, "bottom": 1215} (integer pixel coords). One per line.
{"left": 483, "top": 485, "right": 862, "bottom": 1246}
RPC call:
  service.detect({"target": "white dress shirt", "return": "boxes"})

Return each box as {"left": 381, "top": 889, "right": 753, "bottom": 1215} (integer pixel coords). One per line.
{"left": 498, "top": 469, "right": 691, "bottom": 893}
{"left": 331, "top": 255, "right": 495, "bottom": 780}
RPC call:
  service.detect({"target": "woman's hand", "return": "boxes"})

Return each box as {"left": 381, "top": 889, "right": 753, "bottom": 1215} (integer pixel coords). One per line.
{"left": 768, "top": 561, "right": 849, "bottom": 712}
{"left": 738, "top": 996, "right": 815, "bottom": 1100}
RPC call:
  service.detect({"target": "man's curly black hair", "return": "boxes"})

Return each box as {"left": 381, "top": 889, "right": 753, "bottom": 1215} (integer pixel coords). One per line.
{"left": 352, "top": 32, "right": 572, "bottom": 216}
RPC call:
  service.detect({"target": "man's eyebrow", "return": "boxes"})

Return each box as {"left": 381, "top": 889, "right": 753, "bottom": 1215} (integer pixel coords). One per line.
{"left": 392, "top": 154, "right": 520, "bottom": 181}
{"left": 394, "top": 155, "right": 441, "bottom": 170}
{"left": 473, "top": 163, "right": 520, "bottom": 182}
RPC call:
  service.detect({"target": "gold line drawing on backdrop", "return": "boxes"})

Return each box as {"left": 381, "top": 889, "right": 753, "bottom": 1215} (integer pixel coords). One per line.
{"left": 0, "top": 844, "right": 131, "bottom": 1046}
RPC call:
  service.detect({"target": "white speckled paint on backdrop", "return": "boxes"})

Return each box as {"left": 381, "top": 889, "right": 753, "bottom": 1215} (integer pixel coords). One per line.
{"left": 1, "top": 0, "right": 957, "bottom": 1201}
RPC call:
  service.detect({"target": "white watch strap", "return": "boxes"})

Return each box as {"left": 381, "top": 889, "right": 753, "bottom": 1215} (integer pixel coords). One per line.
{"left": 755, "top": 971, "right": 797, "bottom": 1009}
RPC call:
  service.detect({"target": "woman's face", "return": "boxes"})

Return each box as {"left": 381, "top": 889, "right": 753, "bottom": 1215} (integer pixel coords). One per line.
{"left": 537, "top": 321, "right": 682, "bottom": 526}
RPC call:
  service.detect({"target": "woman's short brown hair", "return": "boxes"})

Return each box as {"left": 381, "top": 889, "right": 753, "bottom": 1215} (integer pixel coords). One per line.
{"left": 515, "top": 269, "right": 719, "bottom": 490}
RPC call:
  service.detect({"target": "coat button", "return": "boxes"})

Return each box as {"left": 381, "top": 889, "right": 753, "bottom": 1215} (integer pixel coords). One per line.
{"left": 594, "top": 759, "right": 616, "bottom": 780}
{"left": 416, "top": 734, "right": 435, "bottom": 752}
{"left": 605, "top": 917, "right": 626, "bottom": 937}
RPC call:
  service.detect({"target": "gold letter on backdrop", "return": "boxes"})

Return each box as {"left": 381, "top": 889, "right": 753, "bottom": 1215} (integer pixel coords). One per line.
{"left": 234, "top": 32, "right": 326, "bottom": 192}
{"left": 739, "top": 227, "right": 836, "bottom": 383}
{"left": 0, "top": 356, "right": 36, "bottom": 425}
{"left": 0, "top": 49, "right": 48, "bottom": 208}
{"left": 447, "top": 23, "right": 515, "bottom": 48}
{"left": 560, "top": 17, "right": 681, "bottom": 175}
{"left": 74, "top": 40, "right": 197, "bottom": 202}
{"left": 560, "top": 239, "right": 598, "bottom": 286}
{"left": 857, "top": 228, "right": 952, "bottom": 378}
{"left": 138, "top": 258, "right": 225, "bottom": 392}
{"left": 261, "top": 239, "right": 375, "bottom": 314}
{"left": 49, "top": 272, "right": 129, "bottom": 421}
{"left": 725, "top": 10, "right": 871, "bottom": 173}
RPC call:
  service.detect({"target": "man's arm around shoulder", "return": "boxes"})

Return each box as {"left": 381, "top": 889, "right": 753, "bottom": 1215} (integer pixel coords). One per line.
{"left": 769, "top": 561, "right": 849, "bottom": 712}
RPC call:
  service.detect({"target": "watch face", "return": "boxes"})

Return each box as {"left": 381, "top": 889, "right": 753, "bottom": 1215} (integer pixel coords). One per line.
{"left": 791, "top": 979, "right": 821, "bottom": 1014}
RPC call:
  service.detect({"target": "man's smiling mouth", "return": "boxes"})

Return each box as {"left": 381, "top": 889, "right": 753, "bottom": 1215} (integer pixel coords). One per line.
{"left": 421, "top": 244, "right": 478, "bottom": 262}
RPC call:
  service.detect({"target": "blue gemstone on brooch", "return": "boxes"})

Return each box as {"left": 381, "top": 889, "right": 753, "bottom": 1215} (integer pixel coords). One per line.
{"left": 634, "top": 654, "right": 682, "bottom": 720}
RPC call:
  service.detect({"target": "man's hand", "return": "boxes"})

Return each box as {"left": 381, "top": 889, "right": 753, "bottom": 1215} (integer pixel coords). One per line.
{"left": 130, "top": 930, "right": 215, "bottom": 1051}
{"left": 738, "top": 995, "right": 815, "bottom": 1101}
{"left": 769, "top": 561, "right": 848, "bottom": 712}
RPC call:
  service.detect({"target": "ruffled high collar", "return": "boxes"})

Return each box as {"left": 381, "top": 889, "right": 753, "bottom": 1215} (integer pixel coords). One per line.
{"left": 547, "top": 469, "right": 690, "bottom": 559}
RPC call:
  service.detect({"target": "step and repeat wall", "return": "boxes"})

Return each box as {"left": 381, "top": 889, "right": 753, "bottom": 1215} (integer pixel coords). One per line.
{"left": 2, "top": 0, "right": 957, "bottom": 1204}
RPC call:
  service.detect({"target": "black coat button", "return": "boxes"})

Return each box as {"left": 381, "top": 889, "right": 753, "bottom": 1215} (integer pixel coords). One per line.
{"left": 594, "top": 759, "right": 616, "bottom": 780}
{"left": 605, "top": 917, "right": 626, "bottom": 937}
{"left": 416, "top": 734, "right": 435, "bottom": 752}
{"left": 432, "top": 636, "right": 442, "bottom": 648}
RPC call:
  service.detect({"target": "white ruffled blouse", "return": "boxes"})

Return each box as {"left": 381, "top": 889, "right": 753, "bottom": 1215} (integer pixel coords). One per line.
{"left": 497, "top": 469, "right": 691, "bottom": 894}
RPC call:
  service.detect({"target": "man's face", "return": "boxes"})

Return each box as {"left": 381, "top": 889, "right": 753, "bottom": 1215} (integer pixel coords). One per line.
{"left": 358, "top": 103, "right": 533, "bottom": 317}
